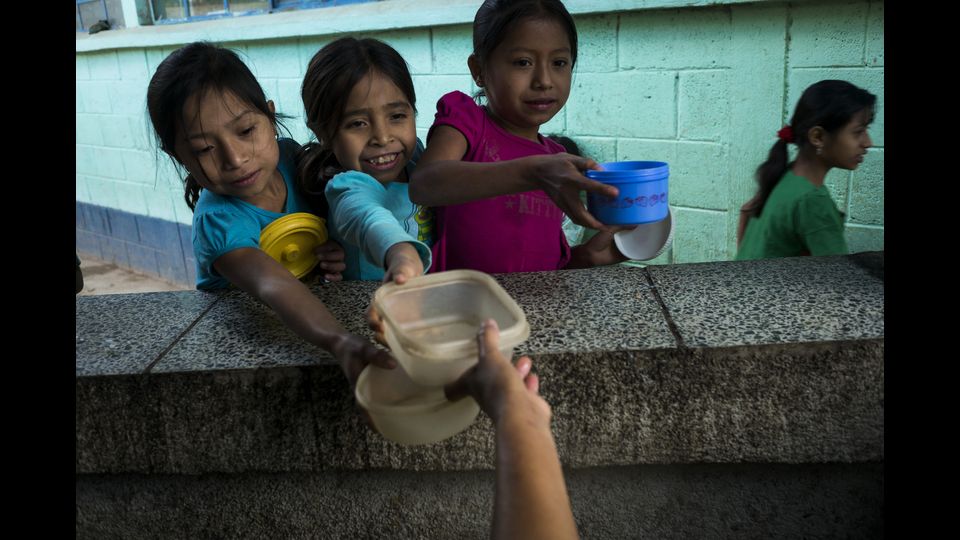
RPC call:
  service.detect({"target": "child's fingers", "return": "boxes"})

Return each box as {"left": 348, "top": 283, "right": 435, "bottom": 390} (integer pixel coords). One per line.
{"left": 314, "top": 241, "right": 346, "bottom": 260}
{"left": 323, "top": 273, "right": 343, "bottom": 282}
{"left": 564, "top": 201, "right": 609, "bottom": 231}
{"left": 367, "top": 349, "right": 396, "bottom": 370}
{"left": 367, "top": 306, "right": 386, "bottom": 337}
{"left": 319, "top": 260, "right": 346, "bottom": 273}
{"left": 578, "top": 176, "right": 619, "bottom": 198}
{"left": 571, "top": 155, "right": 603, "bottom": 172}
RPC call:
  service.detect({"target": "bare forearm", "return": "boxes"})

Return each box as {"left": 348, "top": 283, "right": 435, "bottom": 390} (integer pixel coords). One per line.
{"left": 252, "top": 274, "right": 347, "bottom": 349}
{"left": 409, "top": 159, "right": 538, "bottom": 206}
{"left": 216, "top": 249, "right": 347, "bottom": 351}
{"left": 492, "top": 412, "right": 578, "bottom": 540}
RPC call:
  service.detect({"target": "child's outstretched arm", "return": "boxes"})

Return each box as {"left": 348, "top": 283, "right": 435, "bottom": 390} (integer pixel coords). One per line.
{"left": 325, "top": 172, "right": 432, "bottom": 284}
{"left": 409, "top": 125, "right": 618, "bottom": 231}
{"left": 214, "top": 247, "right": 395, "bottom": 384}
{"left": 382, "top": 242, "right": 424, "bottom": 285}
{"left": 445, "top": 320, "right": 579, "bottom": 540}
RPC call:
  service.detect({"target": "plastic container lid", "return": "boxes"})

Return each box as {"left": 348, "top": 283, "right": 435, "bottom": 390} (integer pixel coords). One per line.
{"left": 585, "top": 161, "right": 669, "bottom": 181}
{"left": 373, "top": 270, "right": 530, "bottom": 363}
{"left": 259, "top": 213, "right": 328, "bottom": 279}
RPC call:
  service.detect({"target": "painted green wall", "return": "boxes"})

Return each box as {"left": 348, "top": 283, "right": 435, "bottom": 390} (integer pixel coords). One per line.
{"left": 76, "top": 0, "right": 884, "bottom": 264}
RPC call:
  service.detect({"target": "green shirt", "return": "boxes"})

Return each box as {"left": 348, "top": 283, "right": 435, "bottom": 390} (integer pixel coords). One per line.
{"left": 736, "top": 171, "right": 848, "bottom": 260}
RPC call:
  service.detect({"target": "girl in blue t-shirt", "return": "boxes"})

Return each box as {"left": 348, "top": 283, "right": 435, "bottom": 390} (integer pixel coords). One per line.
{"left": 147, "top": 41, "right": 395, "bottom": 382}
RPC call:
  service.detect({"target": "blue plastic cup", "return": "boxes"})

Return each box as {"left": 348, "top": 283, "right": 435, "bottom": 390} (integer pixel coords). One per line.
{"left": 585, "top": 161, "right": 670, "bottom": 225}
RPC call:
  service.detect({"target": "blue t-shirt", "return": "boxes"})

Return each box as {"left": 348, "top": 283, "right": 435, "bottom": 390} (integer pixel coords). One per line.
{"left": 191, "top": 138, "right": 313, "bottom": 290}
{"left": 324, "top": 139, "right": 433, "bottom": 281}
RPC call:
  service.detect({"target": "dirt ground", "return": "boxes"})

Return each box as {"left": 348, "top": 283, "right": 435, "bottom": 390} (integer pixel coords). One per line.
{"left": 77, "top": 255, "right": 192, "bottom": 296}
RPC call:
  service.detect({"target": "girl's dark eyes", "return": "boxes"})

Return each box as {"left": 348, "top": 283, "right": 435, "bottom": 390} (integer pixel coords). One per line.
{"left": 513, "top": 59, "right": 532, "bottom": 67}
{"left": 239, "top": 125, "right": 256, "bottom": 136}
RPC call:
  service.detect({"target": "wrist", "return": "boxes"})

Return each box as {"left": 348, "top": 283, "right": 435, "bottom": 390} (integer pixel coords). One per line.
{"left": 515, "top": 156, "right": 541, "bottom": 191}
{"left": 495, "top": 401, "right": 552, "bottom": 434}
{"left": 316, "top": 329, "right": 350, "bottom": 354}
{"left": 489, "top": 389, "right": 549, "bottom": 426}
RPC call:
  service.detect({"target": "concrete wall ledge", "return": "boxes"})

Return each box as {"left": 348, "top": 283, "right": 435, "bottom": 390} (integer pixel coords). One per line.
{"left": 76, "top": 253, "right": 883, "bottom": 475}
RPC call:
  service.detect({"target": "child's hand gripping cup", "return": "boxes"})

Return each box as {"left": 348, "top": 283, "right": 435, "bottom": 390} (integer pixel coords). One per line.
{"left": 585, "top": 161, "right": 673, "bottom": 261}
{"left": 585, "top": 161, "right": 670, "bottom": 225}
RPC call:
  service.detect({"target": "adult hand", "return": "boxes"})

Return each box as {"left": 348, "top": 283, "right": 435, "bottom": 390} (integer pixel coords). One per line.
{"left": 444, "top": 319, "right": 550, "bottom": 427}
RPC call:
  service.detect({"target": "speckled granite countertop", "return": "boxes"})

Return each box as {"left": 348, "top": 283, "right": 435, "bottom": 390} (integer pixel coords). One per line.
{"left": 76, "top": 253, "right": 884, "bottom": 473}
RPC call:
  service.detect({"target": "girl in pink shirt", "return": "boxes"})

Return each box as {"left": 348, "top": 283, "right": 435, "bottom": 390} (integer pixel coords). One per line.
{"left": 410, "top": 0, "right": 626, "bottom": 273}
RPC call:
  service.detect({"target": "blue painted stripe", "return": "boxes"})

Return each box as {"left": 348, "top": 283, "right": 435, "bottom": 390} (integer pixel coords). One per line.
{"left": 75, "top": 201, "right": 195, "bottom": 286}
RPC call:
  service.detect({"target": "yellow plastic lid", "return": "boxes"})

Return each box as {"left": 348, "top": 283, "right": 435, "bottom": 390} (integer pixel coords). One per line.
{"left": 259, "top": 212, "right": 328, "bottom": 279}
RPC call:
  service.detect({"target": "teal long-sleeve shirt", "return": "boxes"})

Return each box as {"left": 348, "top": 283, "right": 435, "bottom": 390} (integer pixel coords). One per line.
{"left": 324, "top": 169, "right": 434, "bottom": 281}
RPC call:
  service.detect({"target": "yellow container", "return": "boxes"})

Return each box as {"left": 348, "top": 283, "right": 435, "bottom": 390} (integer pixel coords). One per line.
{"left": 259, "top": 213, "right": 328, "bottom": 279}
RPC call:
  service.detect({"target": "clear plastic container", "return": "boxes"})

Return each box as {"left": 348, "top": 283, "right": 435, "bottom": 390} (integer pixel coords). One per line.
{"left": 373, "top": 270, "right": 530, "bottom": 387}
{"left": 355, "top": 363, "right": 480, "bottom": 446}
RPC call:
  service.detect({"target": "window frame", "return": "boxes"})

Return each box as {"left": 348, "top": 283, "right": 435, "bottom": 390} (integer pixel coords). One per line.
{"left": 148, "top": 0, "right": 377, "bottom": 25}
{"left": 76, "top": 0, "right": 109, "bottom": 32}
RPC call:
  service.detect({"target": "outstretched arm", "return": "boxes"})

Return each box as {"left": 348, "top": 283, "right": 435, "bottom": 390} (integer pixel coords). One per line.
{"left": 325, "top": 172, "right": 432, "bottom": 280}
{"left": 445, "top": 320, "right": 579, "bottom": 540}
{"left": 409, "top": 125, "right": 618, "bottom": 231}
{"left": 214, "top": 247, "right": 395, "bottom": 384}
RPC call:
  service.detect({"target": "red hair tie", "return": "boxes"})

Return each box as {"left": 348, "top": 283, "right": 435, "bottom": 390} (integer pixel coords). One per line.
{"left": 777, "top": 126, "right": 794, "bottom": 143}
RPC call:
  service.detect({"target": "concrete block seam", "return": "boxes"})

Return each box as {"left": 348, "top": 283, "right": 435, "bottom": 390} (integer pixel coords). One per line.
{"left": 642, "top": 268, "right": 686, "bottom": 349}
{"left": 143, "top": 296, "right": 226, "bottom": 375}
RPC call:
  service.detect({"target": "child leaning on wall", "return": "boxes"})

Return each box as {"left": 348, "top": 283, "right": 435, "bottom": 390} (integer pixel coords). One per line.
{"left": 146, "top": 41, "right": 395, "bottom": 385}
{"left": 409, "top": 0, "right": 627, "bottom": 274}
{"left": 297, "top": 37, "right": 433, "bottom": 285}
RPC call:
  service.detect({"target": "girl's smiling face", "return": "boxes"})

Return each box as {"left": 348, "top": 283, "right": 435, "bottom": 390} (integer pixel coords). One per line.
{"left": 174, "top": 89, "right": 282, "bottom": 205}
{"left": 471, "top": 17, "right": 573, "bottom": 142}
{"left": 332, "top": 71, "right": 417, "bottom": 185}
{"left": 821, "top": 107, "right": 874, "bottom": 171}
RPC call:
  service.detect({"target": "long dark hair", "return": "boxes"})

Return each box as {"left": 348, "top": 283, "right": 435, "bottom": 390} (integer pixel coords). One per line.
{"left": 297, "top": 37, "right": 416, "bottom": 215}
{"left": 146, "top": 41, "right": 286, "bottom": 211}
{"left": 746, "top": 79, "right": 876, "bottom": 219}
{"left": 471, "top": 0, "right": 578, "bottom": 101}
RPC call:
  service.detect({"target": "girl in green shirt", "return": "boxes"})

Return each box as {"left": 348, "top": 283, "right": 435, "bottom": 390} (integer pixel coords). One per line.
{"left": 736, "top": 80, "right": 876, "bottom": 260}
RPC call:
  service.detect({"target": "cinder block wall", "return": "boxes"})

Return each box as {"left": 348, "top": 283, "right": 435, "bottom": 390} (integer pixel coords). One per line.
{"left": 75, "top": 0, "right": 884, "bottom": 285}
